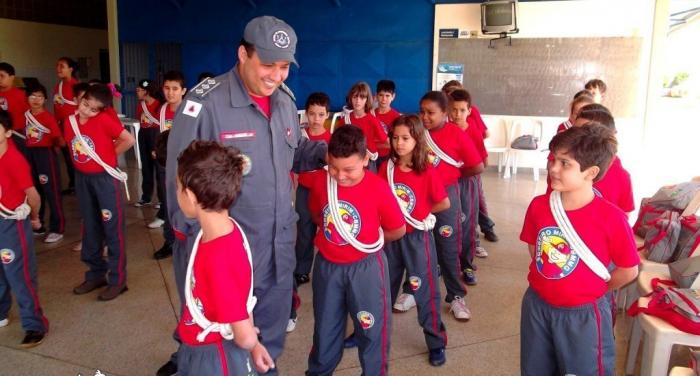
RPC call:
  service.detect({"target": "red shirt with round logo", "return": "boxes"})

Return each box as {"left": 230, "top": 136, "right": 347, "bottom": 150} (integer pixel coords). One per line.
{"left": 25, "top": 110, "right": 61, "bottom": 148}
{"left": 136, "top": 99, "right": 162, "bottom": 129}
{"left": 0, "top": 87, "right": 30, "bottom": 131}
{"left": 374, "top": 108, "right": 400, "bottom": 158}
{"left": 178, "top": 224, "right": 251, "bottom": 345}
{"left": 427, "top": 121, "right": 482, "bottom": 187}
{"left": 53, "top": 78, "right": 79, "bottom": 123}
{"left": 520, "top": 193, "right": 639, "bottom": 307}
{"left": 0, "top": 143, "right": 33, "bottom": 210}
{"left": 297, "top": 130, "right": 331, "bottom": 189}
{"left": 309, "top": 170, "right": 405, "bottom": 264}
{"left": 338, "top": 113, "right": 388, "bottom": 154}
{"left": 378, "top": 162, "right": 447, "bottom": 234}
{"left": 63, "top": 112, "right": 124, "bottom": 174}
{"left": 160, "top": 104, "right": 176, "bottom": 131}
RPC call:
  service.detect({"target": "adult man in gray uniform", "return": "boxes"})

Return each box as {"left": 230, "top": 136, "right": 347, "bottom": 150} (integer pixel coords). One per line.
{"left": 158, "top": 16, "right": 327, "bottom": 376}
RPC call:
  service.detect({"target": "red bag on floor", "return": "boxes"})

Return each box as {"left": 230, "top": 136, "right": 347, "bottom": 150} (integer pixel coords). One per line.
{"left": 633, "top": 201, "right": 672, "bottom": 238}
{"left": 627, "top": 278, "right": 700, "bottom": 335}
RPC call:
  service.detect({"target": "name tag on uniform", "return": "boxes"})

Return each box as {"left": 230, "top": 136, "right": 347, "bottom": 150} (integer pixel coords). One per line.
{"left": 220, "top": 130, "right": 256, "bottom": 141}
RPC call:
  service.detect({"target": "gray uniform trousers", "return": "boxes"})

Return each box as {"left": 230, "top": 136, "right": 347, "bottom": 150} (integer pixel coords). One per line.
{"left": 520, "top": 288, "right": 615, "bottom": 376}
{"left": 385, "top": 229, "right": 447, "bottom": 350}
{"left": 294, "top": 185, "right": 316, "bottom": 276}
{"left": 432, "top": 184, "right": 466, "bottom": 302}
{"left": 458, "top": 175, "right": 479, "bottom": 272}
{"left": 0, "top": 216, "right": 49, "bottom": 332}
{"left": 307, "top": 252, "right": 391, "bottom": 376}
{"left": 75, "top": 171, "right": 126, "bottom": 286}
{"left": 27, "top": 146, "right": 65, "bottom": 234}
{"left": 177, "top": 341, "right": 256, "bottom": 376}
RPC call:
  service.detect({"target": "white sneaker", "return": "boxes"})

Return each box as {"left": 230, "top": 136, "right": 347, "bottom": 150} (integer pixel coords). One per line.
{"left": 0, "top": 318, "right": 8, "bottom": 327}
{"left": 450, "top": 296, "right": 472, "bottom": 321}
{"left": 475, "top": 246, "right": 489, "bottom": 258}
{"left": 393, "top": 293, "right": 416, "bottom": 312}
{"left": 148, "top": 218, "right": 165, "bottom": 229}
{"left": 72, "top": 242, "right": 82, "bottom": 252}
{"left": 44, "top": 233, "right": 64, "bottom": 243}
{"left": 286, "top": 318, "right": 297, "bottom": 333}
{"left": 154, "top": 203, "right": 161, "bottom": 209}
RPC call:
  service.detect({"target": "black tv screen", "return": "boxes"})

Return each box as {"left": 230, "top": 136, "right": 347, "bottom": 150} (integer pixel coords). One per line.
{"left": 485, "top": 3, "right": 514, "bottom": 26}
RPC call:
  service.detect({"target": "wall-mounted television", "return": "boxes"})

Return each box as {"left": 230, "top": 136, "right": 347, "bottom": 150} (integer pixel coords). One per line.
{"left": 481, "top": 0, "right": 519, "bottom": 35}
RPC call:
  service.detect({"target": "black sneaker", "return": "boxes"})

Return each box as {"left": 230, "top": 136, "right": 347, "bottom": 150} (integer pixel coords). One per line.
{"left": 463, "top": 268, "right": 477, "bottom": 286}
{"left": 483, "top": 229, "right": 499, "bottom": 242}
{"left": 134, "top": 199, "right": 152, "bottom": 208}
{"left": 295, "top": 273, "right": 310, "bottom": 285}
{"left": 429, "top": 347, "right": 446, "bottom": 366}
{"left": 153, "top": 244, "right": 173, "bottom": 260}
{"left": 343, "top": 332, "right": 358, "bottom": 349}
{"left": 20, "top": 330, "right": 45, "bottom": 348}
{"left": 33, "top": 226, "right": 47, "bottom": 236}
{"left": 156, "top": 360, "right": 178, "bottom": 376}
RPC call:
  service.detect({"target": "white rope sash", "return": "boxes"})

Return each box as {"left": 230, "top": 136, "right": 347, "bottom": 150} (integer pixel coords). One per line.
{"left": 549, "top": 191, "right": 610, "bottom": 281}
{"left": 68, "top": 115, "right": 130, "bottom": 200}
{"left": 140, "top": 101, "right": 160, "bottom": 126}
{"left": 0, "top": 200, "right": 30, "bottom": 220}
{"left": 424, "top": 129, "right": 463, "bottom": 168}
{"left": 326, "top": 171, "right": 384, "bottom": 253}
{"left": 387, "top": 159, "right": 436, "bottom": 231}
{"left": 57, "top": 81, "right": 77, "bottom": 106}
{"left": 184, "top": 217, "right": 257, "bottom": 342}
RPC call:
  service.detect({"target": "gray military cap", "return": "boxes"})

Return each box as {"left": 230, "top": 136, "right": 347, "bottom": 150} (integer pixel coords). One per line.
{"left": 243, "top": 16, "right": 299, "bottom": 67}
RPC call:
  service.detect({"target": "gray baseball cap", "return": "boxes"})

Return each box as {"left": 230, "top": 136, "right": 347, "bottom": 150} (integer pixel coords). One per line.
{"left": 243, "top": 16, "right": 298, "bottom": 67}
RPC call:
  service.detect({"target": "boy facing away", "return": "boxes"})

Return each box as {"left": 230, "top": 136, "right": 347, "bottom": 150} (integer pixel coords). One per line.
{"left": 175, "top": 140, "right": 274, "bottom": 375}
{"left": 519, "top": 123, "right": 639, "bottom": 375}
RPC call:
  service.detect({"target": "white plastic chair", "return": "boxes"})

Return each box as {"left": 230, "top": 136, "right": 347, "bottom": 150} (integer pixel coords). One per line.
{"left": 297, "top": 109, "right": 307, "bottom": 125}
{"left": 482, "top": 116, "right": 510, "bottom": 174}
{"left": 503, "top": 118, "right": 544, "bottom": 180}
{"left": 330, "top": 112, "right": 342, "bottom": 133}
{"left": 669, "top": 366, "right": 694, "bottom": 376}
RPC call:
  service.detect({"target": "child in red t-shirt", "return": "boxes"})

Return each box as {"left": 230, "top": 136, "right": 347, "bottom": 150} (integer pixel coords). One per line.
{"left": 448, "top": 89, "right": 490, "bottom": 285}
{"left": 519, "top": 124, "right": 639, "bottom": 375}
{"left": 378, "top": 114, "right": 450, "bottom": 366}
{"left": 419, "top": 91, "right": 482, "bottom": 321}
{"left": 0, "top": 62, "right": 30, "bottom": 157}
{"left": 53, "top": 57, "right": 80, "bottom": 194}
{"left": 556, "top": 91, "right": 594, "bottom": 134}
{"left": 24, "top": 84, "right": 66, "bottom": 243}
{"left": 373, "top": 79, "right": 401, "bottom": 167}
{"left": 306, "top": 125, "right": 405, "bottom": 376}
{"left": 0, "top": 109, "right": 49, "bottom": 348}
{"left": 134, "top": 78, "right": 162, "bottom": 207}
{"left": 65, "top": 84, "right": 135, "bottom": 301}
{"left": 175, "top": 140, "right": 274, "bottom": 375}
{"left": 151, "top": 71, "right": 187, "bottom": 259}
{"left": 337, "top": 81, "right": 388, "bottom": 173}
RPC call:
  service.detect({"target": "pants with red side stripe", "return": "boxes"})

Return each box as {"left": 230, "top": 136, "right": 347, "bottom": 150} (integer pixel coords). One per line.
{"left": 432, "top": 184, "right": 466, "bottom": 302}
{"left": 27, "top": 146, "right": 65, "bottom": 234}
{"left": 386, "top": 229, "right": 447, "bottom": 350}
{"left": 75, "top": 171, "right": 127, "bottom": 287}
{"left": 0, "top": 216, "right": 49, "bottom": 332}
{"left": 177, "top": 340, "right": 255, "bottom": 376}
{"left": 520, "top": 288, "right": 614, "bottom": 376}
{"left": 307, "top": 252, "right": 391, "bottom": 376}
{"left": 458, "top": 175, "right": 480, "bottom": 272}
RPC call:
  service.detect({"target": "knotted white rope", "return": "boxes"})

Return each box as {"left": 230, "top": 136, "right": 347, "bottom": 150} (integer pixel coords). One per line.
{"left": 0, "top": 200, "right": 30, "bottom": 221}
{"left": 184, "top": 217, "right": 257, "bottom": 342}
{"left": 424, "top": 129, "right": 463, "bottom": 168}
{"left": 387, "top": 159, "right": 436, "bottom": 231}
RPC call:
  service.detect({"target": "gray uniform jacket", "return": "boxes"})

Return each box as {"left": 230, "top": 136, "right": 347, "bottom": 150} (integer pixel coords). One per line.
{"left": 166, "top": 67, "right": 327, "bottom": 284}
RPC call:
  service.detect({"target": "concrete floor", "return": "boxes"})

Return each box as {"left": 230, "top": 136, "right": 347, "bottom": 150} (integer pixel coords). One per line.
{"left": 0, "top": 163, "right": 687, "bottom": 376}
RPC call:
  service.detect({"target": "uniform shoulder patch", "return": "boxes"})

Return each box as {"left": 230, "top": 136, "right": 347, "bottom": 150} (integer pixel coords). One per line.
{"left": 191, "top": 78, "right": 221, "bottom": 98}
{"left": 279, "top": 82, "right": 296, "bottom": 102}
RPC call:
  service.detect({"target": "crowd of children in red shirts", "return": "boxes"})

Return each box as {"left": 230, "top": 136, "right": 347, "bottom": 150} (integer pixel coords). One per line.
{"left": 1, "top": 55, "right": 640, "bottom": 375}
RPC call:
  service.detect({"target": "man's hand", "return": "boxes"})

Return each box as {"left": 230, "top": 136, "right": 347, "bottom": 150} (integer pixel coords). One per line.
{"left": 251, "top": 342, "right": 275, "bottom": 373}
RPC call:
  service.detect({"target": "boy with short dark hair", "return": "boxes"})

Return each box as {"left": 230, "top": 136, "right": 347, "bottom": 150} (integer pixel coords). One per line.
{"left": 24, "top": 84, "right": 66, "bottom": 243}
{"left": 0, "top": 109, "right": 49, "bottom": 348}
{"left": 584, "top": 78, "right": 607, "bottom": 103}
{"left": 374, "top": 80, "right": 400, "bottom": 167}
{"left": 174, "top": 140, "right": 274, "bottom": 375}
{"left": 0, "top": 62, "right": 30, "bottom": 157}
{"left": 519, "top": 123, "right": 639, "bottom": 375}
{"left": 151, "top": 71, "right": 187, "bottom": 258}
{"left": 306, "top": 125, "right": 406, "bottom": 375}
